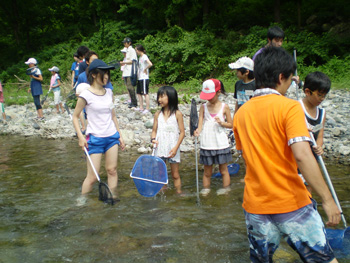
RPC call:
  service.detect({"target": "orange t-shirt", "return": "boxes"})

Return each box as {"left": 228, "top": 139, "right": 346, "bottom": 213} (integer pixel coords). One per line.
{"left": 233, "top": 92, "right": 311, "bottom": 214}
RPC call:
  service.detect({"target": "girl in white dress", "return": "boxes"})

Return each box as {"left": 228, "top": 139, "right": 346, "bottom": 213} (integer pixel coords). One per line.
{"left": 194, "top": 79, "right": 233, "bottom": 196}
{"left": 151, "top": 86, "right": 185, "bottom": 194}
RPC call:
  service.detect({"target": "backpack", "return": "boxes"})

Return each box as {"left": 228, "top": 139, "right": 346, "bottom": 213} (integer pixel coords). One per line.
{"left": 130, "top": 59, "right": 138, "bottom": 86}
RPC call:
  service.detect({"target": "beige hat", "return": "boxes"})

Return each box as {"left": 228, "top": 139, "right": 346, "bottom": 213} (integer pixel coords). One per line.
{"left": 228, "top": 56, "right": 254, "bottom": 71}
{"left": 25, "top": 58, "right": 37, "bottom": 65}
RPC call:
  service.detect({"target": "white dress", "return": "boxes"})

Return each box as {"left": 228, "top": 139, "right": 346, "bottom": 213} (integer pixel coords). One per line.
{"left": 155, "top": 111, "right": 180, "bottom": 162}
{"left": 200, "top": 102, "right": 230, "bottom": 150}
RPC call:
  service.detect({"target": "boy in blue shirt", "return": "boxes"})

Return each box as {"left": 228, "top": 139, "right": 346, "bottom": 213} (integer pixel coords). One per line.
{"left": 229, "top": 56, "right": 255, "bottom": 113}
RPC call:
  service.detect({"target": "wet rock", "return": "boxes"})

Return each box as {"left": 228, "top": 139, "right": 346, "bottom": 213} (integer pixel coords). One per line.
{"left": 1, "top": 90, "right": 350, "bottom": 164}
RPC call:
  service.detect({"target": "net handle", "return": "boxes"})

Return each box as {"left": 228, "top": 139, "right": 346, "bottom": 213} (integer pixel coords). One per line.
{"left": 130, "top": 175, "right": 168, "bottom": 184}
{"left": 84, "top": 147, "right": 101, "bottom": 182}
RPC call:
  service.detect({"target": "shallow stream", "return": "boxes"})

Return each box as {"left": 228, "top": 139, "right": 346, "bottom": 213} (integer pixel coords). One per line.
{"left": 0, "top": 136, "right": 349, "bottom": 262}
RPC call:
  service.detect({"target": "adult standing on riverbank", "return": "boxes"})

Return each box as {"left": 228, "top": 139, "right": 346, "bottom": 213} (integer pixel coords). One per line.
{"left": 25, "top": 58, "right": 44, "bottom": 120}
{"left": 120, "top": 37, "right": 138, "bottom": 109}
{"left": 233, "top": 47, "right": 340, "bottom": 262}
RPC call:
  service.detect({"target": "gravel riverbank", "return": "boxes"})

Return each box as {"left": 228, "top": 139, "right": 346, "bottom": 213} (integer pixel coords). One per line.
{"left": 1, "top": 89, "right": 350, "bottom": 164}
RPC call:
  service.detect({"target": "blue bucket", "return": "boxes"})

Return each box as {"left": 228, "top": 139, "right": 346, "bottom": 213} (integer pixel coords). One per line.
{"left": 212, "top": 163, "right": 240, "bottom": 178}
{"left": 326, "top": 227, "right": 350, "bottom": 258}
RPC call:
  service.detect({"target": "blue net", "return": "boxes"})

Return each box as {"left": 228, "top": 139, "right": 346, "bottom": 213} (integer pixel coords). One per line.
{"left": 326, "top": 227, "right": 350, "bottom": 258}
{"left": 212, "top": 163, "right": 240, "bottom": 178}
{"left": 130, "top": 155, "right": 168, "bottom": 197}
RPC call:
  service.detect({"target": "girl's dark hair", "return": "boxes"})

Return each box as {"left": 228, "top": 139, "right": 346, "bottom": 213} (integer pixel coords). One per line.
{"left": 87, "top": 68, "right": 110, "bottom": 85}
{"left": 254, "top": 47, "right": 296, "bottom": 89}
{"left": 303, "top": 71, "right": 331, "bottom": 94}
{"left": 157, "top": 86, "right": 178, "bottom": 115}
{"left": 135, "top": 44, "right": 146, "bottom": 54}
{"left": 237, "top": 68, "right": 255, "bottom": 80}
{"left": 218, "top": 80, "right": 226, "bottom": 95}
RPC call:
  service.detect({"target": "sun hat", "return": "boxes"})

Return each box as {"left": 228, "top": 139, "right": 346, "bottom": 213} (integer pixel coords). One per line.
{"left": 122, "top": 37, "right": 132, "bottom": 43}
{"left": 88, "top": 59, "right": 115, "bottom": 72}
{"left": 25, "top": 58, "right": 37, "bottom": 65}
{"left": 48, "top": 66, "right": 59, "bottom": 72}
{"left": 120, "top": 47, "right": 128, "bottom": 53}
{"left": 200, "top": 79, "right": 221, "bottom": 100}
{"left": 228, "top": 56, "right": 254, "bottom": 71}
{"left": 76, "top": 83, "right": 90, "bottom": 95}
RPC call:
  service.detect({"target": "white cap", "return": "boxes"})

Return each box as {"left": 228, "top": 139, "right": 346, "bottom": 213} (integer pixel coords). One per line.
{"left": 76, "top": 83, "right": 90, "bottom": 95}
{"left": 228, "top": 56, "right": 254, "bottom": 71}
{"left": 25, "top": 58, "right": 37, "bottom": 65}
{"left": 48, "top": 66, "right": 59, "bottom": 72}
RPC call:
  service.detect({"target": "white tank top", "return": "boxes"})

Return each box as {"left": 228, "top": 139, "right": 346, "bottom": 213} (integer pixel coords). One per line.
{"left": 155, "top": 111, "right": 180, "bottom": 162}
{"left": 200, "top": 102, "right": 229, "bottom": 150}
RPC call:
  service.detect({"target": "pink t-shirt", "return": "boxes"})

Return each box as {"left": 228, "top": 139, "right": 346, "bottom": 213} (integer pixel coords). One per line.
{"left": 79, "top": 88, "right": 116, "bottom": 137}
{"left": 0, "top": 82, "right": 4, "bottom": 103}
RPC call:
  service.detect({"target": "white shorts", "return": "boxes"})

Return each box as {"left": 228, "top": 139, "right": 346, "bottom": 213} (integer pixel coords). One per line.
{"left": 53, "top": 90, "right": 61, "bottom": 105}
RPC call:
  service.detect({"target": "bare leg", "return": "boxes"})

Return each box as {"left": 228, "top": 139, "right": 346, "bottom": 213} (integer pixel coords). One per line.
{"left": 203, "top": 165, "right": 213, "bottom": 189}
{"left": 219, "top": 163, "right": 230, "bottom": 188}
{"left": 81, "top": 153, "right": 102, "bottom": 194}
{"left": 60, "top": 103, "right": 65, "bottom": 113}
{"left": 144, "top": 94, "right": 150, "bottom": 110}
{"left": 137, "top": 94, "right": 144, "bottom": 110}
{"left": 37, "top": 108, "right": 44, "bottom": 118}
{"left": 105, "top": 144, "right": 119, "bottom": 197}
{"left": 56, "top": 104, "right": 59, "bottom": 113}
{"left": 170, "top": 163, "right": 181, "bottom": 193}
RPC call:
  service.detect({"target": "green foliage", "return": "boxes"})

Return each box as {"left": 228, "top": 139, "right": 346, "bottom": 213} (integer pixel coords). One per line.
{"left": 179, "top": 94, "right": 192, "bottom": 104}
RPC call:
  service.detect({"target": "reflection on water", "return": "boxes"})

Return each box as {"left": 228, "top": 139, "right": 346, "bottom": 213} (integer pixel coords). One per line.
{"left": 0, "top": 136, "right": 349, "bottom": 262}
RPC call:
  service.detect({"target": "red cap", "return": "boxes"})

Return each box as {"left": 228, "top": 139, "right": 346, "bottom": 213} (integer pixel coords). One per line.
{"left": 200, "top": 79, "right": 221, "bottom": 100}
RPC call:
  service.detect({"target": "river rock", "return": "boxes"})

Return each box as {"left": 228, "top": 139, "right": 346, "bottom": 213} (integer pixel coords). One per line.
{"left": 1, "top": 90, "right": 350, "bottom": 164}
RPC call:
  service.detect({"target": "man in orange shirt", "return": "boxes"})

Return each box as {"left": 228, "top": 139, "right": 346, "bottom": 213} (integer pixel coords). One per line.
{"left": 233, "top": 47, "right": 340, "bottom": 263}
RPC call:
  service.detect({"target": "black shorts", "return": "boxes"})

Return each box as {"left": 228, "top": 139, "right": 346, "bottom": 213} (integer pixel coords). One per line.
{"left": 137, "top": 79, "right": 149, "bottom": 95}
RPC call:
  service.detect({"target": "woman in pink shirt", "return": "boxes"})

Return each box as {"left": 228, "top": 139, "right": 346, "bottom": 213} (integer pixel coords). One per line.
{"left": 73, "top": 59, "right": 125, "bottom": 203}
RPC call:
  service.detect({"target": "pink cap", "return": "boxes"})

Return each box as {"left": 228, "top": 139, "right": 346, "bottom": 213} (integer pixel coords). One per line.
{"left": 200, "top": 79, "right": 221, "bottom": 100}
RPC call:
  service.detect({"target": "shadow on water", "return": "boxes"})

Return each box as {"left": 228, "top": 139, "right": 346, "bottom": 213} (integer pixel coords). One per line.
{"left": 0, "top": 136, "right": 349, "bottom": 263}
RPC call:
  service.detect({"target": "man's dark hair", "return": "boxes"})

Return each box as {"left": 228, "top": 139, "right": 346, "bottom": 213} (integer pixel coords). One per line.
{"left": 303, "top": 71, "right": 331, "bottom": 94}
{"left": 267, "top": 26, "right": 285, "bottom": 41}
{"left": 254, "top": 47, "right": 296, "bottom": 89}
{"left": 77, "top": 46, "right": 90, "bottom": 58}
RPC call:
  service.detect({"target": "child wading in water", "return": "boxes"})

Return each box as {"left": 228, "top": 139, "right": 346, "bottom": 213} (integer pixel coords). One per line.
{"left": 194, "top": 79, "right": 233, "bottom": 196}
{"left": 151, "top": 86, "right": 185, "bottom": 194}
{"left": 298, "top": 71, "right": 331, "bottom": 193}
{"left": 73, "top": 59, "right": 125, "bottom": 205}
{"left": 49, "top": 66, "right": 65, "bottom": 114}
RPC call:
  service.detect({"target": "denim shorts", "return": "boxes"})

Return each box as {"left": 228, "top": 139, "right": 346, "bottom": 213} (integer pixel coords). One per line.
{"left": 244, "top": 199, "right": 335, "bottom": 263}
{"left": 86, "top": 132, "right": 120, "bottom": 154}
{"left": 160, "top": 157, "right": 178, "bottom": 164}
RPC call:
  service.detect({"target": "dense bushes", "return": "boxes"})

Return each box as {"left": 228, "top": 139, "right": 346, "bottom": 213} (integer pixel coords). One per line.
{"left": 1, "top": 23, "right": 349, "bottom": 94}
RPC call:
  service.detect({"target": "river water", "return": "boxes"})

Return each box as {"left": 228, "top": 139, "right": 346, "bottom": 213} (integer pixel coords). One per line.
{"left": 0, "top": 136, "right": 349, "bottom": 263}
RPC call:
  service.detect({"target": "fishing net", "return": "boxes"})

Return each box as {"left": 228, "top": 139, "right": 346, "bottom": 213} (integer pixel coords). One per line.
{"left": 98, "top": 182, "right": 117, "bottom": 205}
{"left": 130, "top": 155, "right": 168, "bottom": 197}
{"left": 190, "top": 98, "right": 198, "bottom": 136}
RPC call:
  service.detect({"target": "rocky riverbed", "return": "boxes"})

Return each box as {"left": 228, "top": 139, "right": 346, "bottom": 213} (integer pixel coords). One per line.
{"left": 1, "top": 89, "right": 350, "bottom": 164}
